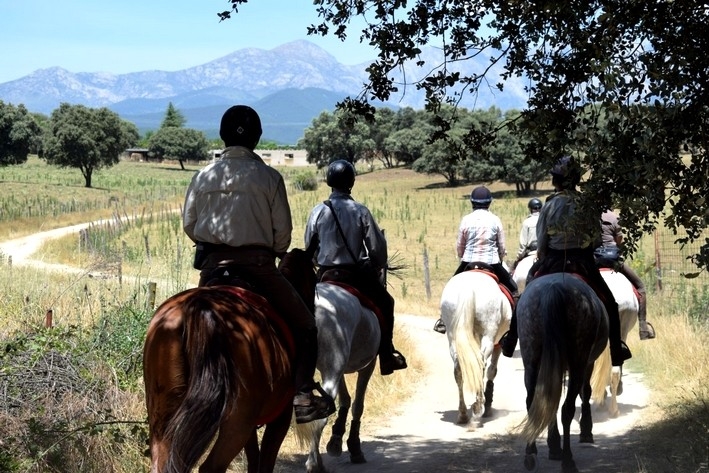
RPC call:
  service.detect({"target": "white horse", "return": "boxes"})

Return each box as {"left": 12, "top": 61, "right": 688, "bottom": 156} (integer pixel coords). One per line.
{"left": 294, "top": 281, "right": 381, "bottom": 473}
{"left": 591, "top": 269, "right": 639, "bottom": 418}
{"left": 512, "top": 254, "right": 536, "bottom": 294}
{"left": 439, "top": 270, "right": 513, "bottom": 425}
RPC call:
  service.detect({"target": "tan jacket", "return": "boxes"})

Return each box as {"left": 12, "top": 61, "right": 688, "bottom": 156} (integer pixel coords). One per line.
{"left": 183, "top": 146, "right": 292, "bottom": 253}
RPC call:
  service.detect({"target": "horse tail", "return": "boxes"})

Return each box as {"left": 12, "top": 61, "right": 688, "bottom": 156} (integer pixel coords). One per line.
{"left": 590, "top": 343, "right": 612, "bottom": 405}
{"left": 165, "top": 294, "right": 239, "bottom": 473}
{"left": 521, "top": 283, "right": 567, "bottom": 443}
{"left": 451, "top": 289, "right": 485, "bottom": 399}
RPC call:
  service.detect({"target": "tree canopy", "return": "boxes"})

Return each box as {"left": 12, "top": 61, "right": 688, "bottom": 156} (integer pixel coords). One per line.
{"left": 160, "top": 102, "right": 187, "bottom": 128}
{"left": 149, "top": 103, "right": 209, "bottom": 169}
{"left": 222, "top": 0, "right": 709, "bottom": 272}
{"left": 148, "top": 127, "right": 209, "bottom": 169}
{"left": 0, "top": 101, "right": 42, "bottom": 166}
{"left": 43, "top": 103, "right": 137, "bottom": 187}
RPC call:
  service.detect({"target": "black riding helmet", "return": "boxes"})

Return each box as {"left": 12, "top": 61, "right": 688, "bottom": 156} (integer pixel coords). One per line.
{"left": 219, "top": 105, "right": 262, "bottom": 150}
{"left": 550, "top": 155, "right": 582, "bottom": 189}
{"left": 326, "top": 160, "right": 356, "bottom": 192}
{"left": 470, "top": 186, "right": 492, "bottom": 208}
{"left": 528, "top": 198, "right": 543, "bottom": 212}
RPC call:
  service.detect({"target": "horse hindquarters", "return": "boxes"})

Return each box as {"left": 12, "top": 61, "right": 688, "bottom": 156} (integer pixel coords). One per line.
{"left": 144, "top": 290, "right": 243, "bottom": 473}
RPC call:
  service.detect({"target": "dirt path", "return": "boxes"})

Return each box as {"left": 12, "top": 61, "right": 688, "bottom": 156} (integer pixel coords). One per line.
{"left": 279, "top": 314, "right": 650, "bottom": 473}
{"left": 1, "top": 225, "right": 652, "bottom": 473}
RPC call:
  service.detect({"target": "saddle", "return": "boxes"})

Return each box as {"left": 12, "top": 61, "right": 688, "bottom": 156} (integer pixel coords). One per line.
{"left": 462, "top": 263, "right": 516, "bottom": 308}
{"left": 319, "top": 269, "right": 386, "bottom": 328}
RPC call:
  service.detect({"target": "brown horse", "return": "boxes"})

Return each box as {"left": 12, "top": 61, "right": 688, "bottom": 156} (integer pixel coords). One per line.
{"left": 143, "top": 248, "right": 317, "bottom": 473}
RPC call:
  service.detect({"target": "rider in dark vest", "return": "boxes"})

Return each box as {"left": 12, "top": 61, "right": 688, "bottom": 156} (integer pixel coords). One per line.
{"left": 499, "top": 156, "right": 632, "bottom": 367}
{"left": 304, "top": 160, "right": 407, "bottom": 376}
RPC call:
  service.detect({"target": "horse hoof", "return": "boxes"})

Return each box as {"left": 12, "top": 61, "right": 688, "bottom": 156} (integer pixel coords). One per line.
{"left": 579, "top": 434, "right": 594, "bottom": 444}
{"left": 524, "top": 453, "right": 538, "bottom": 471}
{"left": 326, "top": 437, "right": 343, "bottom": 457}
{"left": 350, "top": 452, "right": 367, "bottom": 464}
{"left": 562, "top": 459, "right": 580, "bottom": 473}
{"left": 456, "top": 413, "right": 469, "bottom": 425}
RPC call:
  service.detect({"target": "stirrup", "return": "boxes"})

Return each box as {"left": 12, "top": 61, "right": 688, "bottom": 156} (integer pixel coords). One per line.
{"left": 433, "top": 318, "right": 446, "bottom": 334}
{"left": 639, "top": 321, "right": 656, "bottom": 340}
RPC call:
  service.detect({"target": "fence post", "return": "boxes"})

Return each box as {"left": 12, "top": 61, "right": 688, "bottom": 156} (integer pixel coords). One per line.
{"left": 147, "top": 282, "right": 157, "bottom": 310}
{"left": 45, "top": 309, "right": 53, "bottom": 328}
{"left": 423, "top": 247, "right": 431, "bottom": 301}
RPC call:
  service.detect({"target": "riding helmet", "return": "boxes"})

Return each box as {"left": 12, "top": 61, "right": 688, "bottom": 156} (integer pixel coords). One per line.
{"left": 326, "top": 160, "right": 356, "bottom": 192}
{"left": 219, "top": 105, "right": 262, "bottom": 149}
{"left": 550, "top": 155, "right": 581, "bottom": 188}
{"left": 470, "top": 186, "right": 493, "bottom": 208}
{"left": 528, "top": 198, "right": 543, "bottom": 212}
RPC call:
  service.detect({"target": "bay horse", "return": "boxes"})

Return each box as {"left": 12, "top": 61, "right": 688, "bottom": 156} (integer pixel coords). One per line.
{"left": 517, "top": 273, "right": 609, "bottom": 473}
{"left": 590, "top": 269, "right": 639, "bottom": 418}
{"left": 439, "top": 269, "right": 513, "bottom": 425}
{"left": 282, "top": 249, "right": 381, "bottom": 473}
{"left": 143, "top": 247, "right": 317, "bottom": 473}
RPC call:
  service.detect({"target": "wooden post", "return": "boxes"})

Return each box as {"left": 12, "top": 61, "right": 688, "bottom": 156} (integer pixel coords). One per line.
{"left": 45, "top": 309, "right": 53, "bottom": 328}
{"left": 423, "top": 247, "right": 431, "bottom": 301}
{"left": 147, "top": 282, "right": 157, "bottom": 310}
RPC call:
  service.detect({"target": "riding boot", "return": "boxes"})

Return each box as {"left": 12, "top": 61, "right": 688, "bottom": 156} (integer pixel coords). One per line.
{"left": 636, "top": 292, "right": 656, "bottom": 340}
{"left": 293, "top": 327, "right": 335, "bottom": 424}
{"left": 499, "top": 308, "right": 518, "bottom": 358}
{"left": 378, "top": 321, "right": 407, "bottom": 375}
{"left": 607, "top": 302, "right": 632, "bottom": 367}
{"left": 379, "top": 343, "right": 407, "bottom": 375}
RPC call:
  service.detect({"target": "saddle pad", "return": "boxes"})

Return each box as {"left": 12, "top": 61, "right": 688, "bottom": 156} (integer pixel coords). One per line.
{"left": 467, "top": 269, "right": 515, "bottom": 307}
{"left": 321, "top": 280, "right": 386, "bottom": 326}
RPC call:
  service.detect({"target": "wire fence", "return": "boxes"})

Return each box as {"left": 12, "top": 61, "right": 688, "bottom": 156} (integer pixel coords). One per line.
{"left": 637, "top": 225, "right": 708, "bottom": 295}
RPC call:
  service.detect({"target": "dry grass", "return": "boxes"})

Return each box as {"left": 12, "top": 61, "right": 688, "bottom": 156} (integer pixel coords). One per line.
{"left": 1, "top": 162, "right": 708, "bottom": 471}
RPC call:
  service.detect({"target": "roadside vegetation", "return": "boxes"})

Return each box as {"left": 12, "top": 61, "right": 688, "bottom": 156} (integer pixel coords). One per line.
{"left": 0, "top": 159, "right": 707, "bottom": 472}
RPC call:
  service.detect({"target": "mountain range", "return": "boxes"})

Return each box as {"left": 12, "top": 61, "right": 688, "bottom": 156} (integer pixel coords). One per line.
{"left": 0, "top": 40, "right": 528, "bottom": 145}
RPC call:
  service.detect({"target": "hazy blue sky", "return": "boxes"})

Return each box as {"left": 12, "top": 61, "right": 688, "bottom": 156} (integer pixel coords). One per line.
{"left": 0, "top": 0, "right": 377, "bottom": 83}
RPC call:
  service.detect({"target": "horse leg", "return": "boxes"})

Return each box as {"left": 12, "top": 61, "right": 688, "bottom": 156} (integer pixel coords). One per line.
{"left": 454, "top": 360, "right": 469, "bottom": 424}
{"left": 579, "top": 371, "right": 594, "bottom": 444}
{"left": 523, "top": 367, "right": 540, "bottom": 471}
{"left": 324, "top": 376, "right": 347, "bottom": 458}
{"left": 547, "top": 419, "right": 563, "bottom": 461}
{"left": 482, "top": 342, "right": 501, "bottom": 417}
{"left": 199, "top": 407, "right": 258, "bottom": 473}
{"left": 244, "top": 432, "right": 260, "bottom": 473}
{"left": 524, "top": 441, "right": 539, "bottom": 472}
{"left": 609, "top": 366, "right": 621, "bottom": 418}
{"left": 559, "top": 375, "right": 581, "bottom": 473}
{"left": 347, "top": 361, "right": 376, "bottom": 464}
{"left": 257, "top": 406, "right": 294, "bottom": 473}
